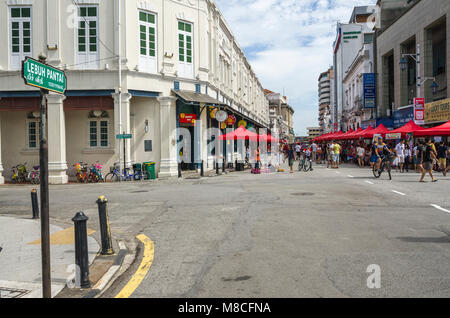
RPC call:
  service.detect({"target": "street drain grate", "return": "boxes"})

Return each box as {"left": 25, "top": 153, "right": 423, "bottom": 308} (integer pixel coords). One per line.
{"left": 0, "top": 287, "right": 31, "bottom": 298}
{"left": 291, "top": 192, "right": 315, "bottom": 196}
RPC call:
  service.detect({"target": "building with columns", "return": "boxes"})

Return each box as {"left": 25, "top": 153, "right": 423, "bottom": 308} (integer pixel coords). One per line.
{"left": 264, "top": 89, "right": 295, "bottom": 142}
{"left": 0, "top": 0, "right": 270, "bottom": 184}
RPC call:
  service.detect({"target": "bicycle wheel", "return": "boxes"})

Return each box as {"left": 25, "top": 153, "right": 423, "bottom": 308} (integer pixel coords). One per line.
{"left": 387, "top": 165, "right": 392, "bottom": 180}
{"left": 373, "top": 164, "right": 382, "bottom": 178}
{"left": 304, "top": 160, "right": 311, "bottom": 172}
{"left": 105, "top": 173, "right": 119, "bottom": 182}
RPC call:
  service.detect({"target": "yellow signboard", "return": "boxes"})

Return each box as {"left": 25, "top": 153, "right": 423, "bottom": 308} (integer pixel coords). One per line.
{"left": 425, "top": 98, "right": 450, "bottom": 124}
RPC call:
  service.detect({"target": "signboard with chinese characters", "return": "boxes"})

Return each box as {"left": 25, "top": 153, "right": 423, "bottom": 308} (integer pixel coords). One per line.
{"left": 385, "top": 133, "right": 402, "bottom": 140}
{"left": 424, "top": 98, "right": 450, "bottom": 124}
{"left": 393, "top": 106, "right": 414, "bottom": 128}
{"left": 179, "top": 113, "right": 197, "bottom": 124}
{"left": 414, "top": 98, "right": 425, "bottom": 125}
{"left": 363, "top": 73, "right": 376, "bottom": 109}
{"left": 22, "top": 57, "right": 66, "bottom": 94}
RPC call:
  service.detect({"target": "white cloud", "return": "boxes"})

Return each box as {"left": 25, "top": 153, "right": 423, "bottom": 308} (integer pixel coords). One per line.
{"left": 215, "top": 0, "right": 375, "bottom": 135}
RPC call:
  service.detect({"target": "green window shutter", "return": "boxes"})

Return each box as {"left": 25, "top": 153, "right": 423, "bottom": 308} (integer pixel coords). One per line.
{"left": 11, "top": 8, "right": 20, "bottom": 18}
{"left": 178, "top": 21, "right": 184, "bottom": 31}
{"left": 185, "top": 23, "right": 191, "bottom": 33}
{"left": 139, "top": 12, "right": 146, "bottom": 22}
{"left": 21, "top": 7, "right": 31, "bottom": 17}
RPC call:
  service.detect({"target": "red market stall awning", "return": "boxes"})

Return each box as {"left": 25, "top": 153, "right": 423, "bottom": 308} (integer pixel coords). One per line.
{"left": 218, "top": 126, "right": 259, "bottom": 141}
{"left": 415, "top": 121, "right": 450, "bottom": 136}
{"left": 343, "top": 127, "right": 364, "bottom": 140}
{"left": 353, "top": 126, "right": 374, "bottom": 139}
{"left": 259, "top": 133, "right": 280, "bottom": 143}
{"left": 389, "top": 120, "right": 426, "bottom": 137}
{"left": 325, "top": 130, "right": 344, "bottom": 141}
{"left": 314, "top": 132, "right": 330, "bottom": 141}
{"left": 337, "top": 129, "right": 354, "bottom": 140}
{"left": 360, "top": 124, "right": 390, "bottom": 139}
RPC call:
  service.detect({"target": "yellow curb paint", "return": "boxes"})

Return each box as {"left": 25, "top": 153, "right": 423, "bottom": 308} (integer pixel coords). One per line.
{"left": 27, "top": 226, "right": 96, "bottom": 245}
{"left": 115, "top": 234, "right": 154, "bottom": 298}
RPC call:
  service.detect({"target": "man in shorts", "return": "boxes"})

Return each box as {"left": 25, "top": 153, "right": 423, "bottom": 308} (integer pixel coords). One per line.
{"left": 437, "top": 141, "right": 448, "bottom": 176}
{"left": 295, "top": 143, "right": 301, "bottom": 160}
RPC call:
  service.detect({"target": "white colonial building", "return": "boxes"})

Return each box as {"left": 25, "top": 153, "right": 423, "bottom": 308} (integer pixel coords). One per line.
{"left": 0, "top": 0, "right": 270, "bottom": 184}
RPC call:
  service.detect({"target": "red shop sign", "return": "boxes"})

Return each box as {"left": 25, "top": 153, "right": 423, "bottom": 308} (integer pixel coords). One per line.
{"left": 179, "top": 113, "right": 197, "bottom": 124}
{"left": 226, "top": 114, "right": 236, "bottom": 126}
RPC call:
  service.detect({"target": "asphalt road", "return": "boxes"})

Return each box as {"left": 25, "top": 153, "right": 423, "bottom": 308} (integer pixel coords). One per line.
{"left": 1, "top": 162, "right": 450, "bottom": 297}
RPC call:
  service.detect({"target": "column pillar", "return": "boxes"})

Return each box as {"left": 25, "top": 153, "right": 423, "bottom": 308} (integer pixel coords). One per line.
{"left": 112, "top": 92, "right": 132, "bottom": 167}
{"left": 157, "top": 96, "right": 178, "bottom": 178}
{"left": 46, "top": 94, "right": 68, "bottom": 184}
{"left": 0, "top": 112, "right": 4, "bottom": 184}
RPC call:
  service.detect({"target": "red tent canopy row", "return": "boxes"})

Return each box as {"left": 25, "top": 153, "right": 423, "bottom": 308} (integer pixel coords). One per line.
{"left": 415, "top": 120, "right": 450, "bottom": 136}
{"left": 218, "top": 126, "right": 281, "bottom": 142}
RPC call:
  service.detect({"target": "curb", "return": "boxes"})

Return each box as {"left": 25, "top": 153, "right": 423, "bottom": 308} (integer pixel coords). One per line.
{"left": 82, "top": 241, "right": 128, "bottom": 298}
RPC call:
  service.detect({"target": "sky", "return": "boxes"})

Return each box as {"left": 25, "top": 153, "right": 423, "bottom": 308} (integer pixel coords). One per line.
{"left": 215, "top": 0, "right": 375, "bottom": 136}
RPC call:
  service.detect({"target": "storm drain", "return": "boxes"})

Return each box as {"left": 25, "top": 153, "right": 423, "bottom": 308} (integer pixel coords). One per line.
{"left": 0, "top": 287, "right": 31, "bottom": 298}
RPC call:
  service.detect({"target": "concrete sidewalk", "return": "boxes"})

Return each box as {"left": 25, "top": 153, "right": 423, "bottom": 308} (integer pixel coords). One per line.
{"left": 0, "top": 216, "right": 99, "bottom": 298}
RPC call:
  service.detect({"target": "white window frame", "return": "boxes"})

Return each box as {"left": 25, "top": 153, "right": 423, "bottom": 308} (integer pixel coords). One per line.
{"left": 76, "top": 5, "right": 99, "bottom": 70}
{"left": 9, "top": 6, "right": 32, "bottom": 70}
{"left": 177, "top": 20, "right": 194, "bottom": 79}
{"left": 138, "top": 10, "right": 158, "bottom": 74}
{"left": 88, "top": 119, "right": 110, "bottom": 149}
{"left": 26, "top": 119, "right": 40, "bottom": 150}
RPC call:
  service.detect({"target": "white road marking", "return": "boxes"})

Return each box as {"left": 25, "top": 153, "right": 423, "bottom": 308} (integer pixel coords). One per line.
{"left": 365, "top": 181, "right": 374, "bottom": 185}
{"left": 392, "top": 190, "right": 406, "bottom": 196}
{"left": 347, "top": 175, "right": 354, "bottom": 178}
{"left": 335, "top": 171, "right": 341, "bottom": 174}
{"left": 430, "top": 204, "right": 450, "bottom": 214}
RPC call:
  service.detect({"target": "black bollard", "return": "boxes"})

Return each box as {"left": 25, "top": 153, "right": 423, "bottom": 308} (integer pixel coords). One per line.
{"left": 222, "top": 161, "right": 226, "bottom": 173}
{"left": 96, "top": 196, "right": 114, "bottom": 255}
{"left": 201, "top": 160, "right": 204, "bottom": 177}
{"left": 31, "top": 189, "right": 39, "bottom": 219}
{"left": 178, "top": 163, "right": 182, "bottom": 178}
{"left": 216, "top": 161, "right": 219, "bottom": 175}
{"left": 72, "top": 212, "right": 91, "bottom": 289}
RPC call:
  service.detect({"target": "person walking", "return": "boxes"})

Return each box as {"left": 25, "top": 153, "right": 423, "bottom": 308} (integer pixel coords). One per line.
{"left": 311, "top": 142, "right": 318, "bottom": 163}
{"left": 287, "top": 144, "right": 296, "bottom": 173}
{"left": 333, "top": 141, "right": 341, "bottom": 169}
{"left": 437, "top": 141, "right": 448, "bottom": 176}
{"left": 356, "top": 143, "right": 365, "bottom": 168}
{"left": 395, "top": 139, "right": 406, "bottom": 172}
{"left": 419, "top": 138, "right": 438, "bottom": 183}
{"left": 327, "top": 142, "right": 334, "bottom": 168}
{"left": 404, "top": 143, "right": 411, "bottom": 172}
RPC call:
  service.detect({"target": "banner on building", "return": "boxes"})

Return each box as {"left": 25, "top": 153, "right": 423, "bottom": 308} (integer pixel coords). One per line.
{"left": 424, "top": 98, "right": 450, "bottom": 124}
{"left": 363, "top": 73, "right": 376, "bottom": 109}
{"left": 393, "top": 106, "right": 414, "bottom": 128}
{"left": 414, "top": 98, "right": 425, "bottom": 125}
{"left": 179, "top": 113, "right": 197, "bottom": 124}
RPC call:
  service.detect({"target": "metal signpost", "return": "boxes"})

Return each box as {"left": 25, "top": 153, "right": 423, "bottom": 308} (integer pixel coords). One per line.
{"left": 116, "top": 133, "right": 132, "bottom": 175}
{"left": 22, "top": 55, "right": 67, "bottom": 298}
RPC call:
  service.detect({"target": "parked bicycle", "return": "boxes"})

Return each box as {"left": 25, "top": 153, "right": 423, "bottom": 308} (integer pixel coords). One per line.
{"left": 88, "top": 161, "right": 104, "bottom": 183}
{"left": 373, "top": 154, "right": 394, "bottom": 180}
{"left": 11, "top": 163, "right": 28, "bottom": 183}
{"left": 73, "top": 162, "right": 89, "bottom": 183}
{"left": 27, "top": 165, "right": 40, "bottom": 184}
{"left": 105, "top": 163, "right": 134, "bottom": 182}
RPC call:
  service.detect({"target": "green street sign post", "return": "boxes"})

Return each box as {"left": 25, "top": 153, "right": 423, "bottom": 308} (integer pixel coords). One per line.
{"left": 22, "top": 55, "right": 66, "bottom": 298}
{"left": 116, "top": 134, "right": 133, "bottom": 140}
{"left": 116, "top": 133, "right": 132, "bottom": 174}
{"left": 22, "top": 57, "right": 67, "bottom": 94}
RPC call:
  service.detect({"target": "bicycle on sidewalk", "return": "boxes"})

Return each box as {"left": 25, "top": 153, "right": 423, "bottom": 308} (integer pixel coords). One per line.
{"left": 104, "top": 163, "right": 139, "bottom": 182}
{"left": 27, "top": 165, "right": 40, "bottom": 184}
{"left": 298, "top": 153, "right": 313, "bottom": 172}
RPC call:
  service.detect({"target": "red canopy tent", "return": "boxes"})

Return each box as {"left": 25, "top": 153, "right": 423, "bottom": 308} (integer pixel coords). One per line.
{"left": 325, "top": 130, "right": 344, "bottom": 141}
{"left": 337, "top": 129, "right": 354, "bottom": 140}
{"left": 388, "top": 120, "right": 425, "bottom": 137}
{"left": 258, "top": 133, "right": 280, "bottom": 143}
{"left": 415, "top": 121, "right": 450, "bottom": 136}
{"left": 314, "top": 132, "right": 330, "bottom": 142}
{"left": 353, "top": 126, "right": 374, "bottom": 139}
{"left": 219, "top": 126, "right": 259, "bottom": 141}
{"left": 342, "top": 127, "right": 364, "bottom": 140}
{"left": 360, "top": 124, "right": 390, "bottom": 139}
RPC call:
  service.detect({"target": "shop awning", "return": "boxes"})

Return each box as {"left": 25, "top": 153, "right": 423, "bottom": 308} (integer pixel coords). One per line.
{"left": 172, "top": 89, "right": 226, "bottom": 106}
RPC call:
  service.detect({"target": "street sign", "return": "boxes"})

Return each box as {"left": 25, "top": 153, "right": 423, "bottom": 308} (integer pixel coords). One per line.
{"left": 22, "top": 57, "right": 67, "bottom": 94}
{"left": 116, "top": 134, "right": 132, "bottom": 140}
{"left": 414, "top": 97, "right": 425, "bottom": 125}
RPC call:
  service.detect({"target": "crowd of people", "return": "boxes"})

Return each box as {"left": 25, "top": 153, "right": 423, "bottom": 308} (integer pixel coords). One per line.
{"left": 280, "top": 137, "right": 450, "bottom": 181}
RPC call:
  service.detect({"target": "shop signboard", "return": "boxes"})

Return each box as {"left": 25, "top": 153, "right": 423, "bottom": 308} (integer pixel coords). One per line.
{"left": 237, "top": 120, "right": 247, "bottom": 128}
{"left": 414, "top": 97, "right": 425, "bottom": 125}
{"left": 363, "top": 73, "right": 376, "bottom": 109}
{"left": 215, "top": 110, "right": 228, "bottom": 122}
{"left": 424, "top": 98, "right": 450, "bottom": 124}
{"left": 225, "top": 114, "right": 236, "bottom": 126}
{"left": 179, "top": 113, "right": 197, "bottom": 124}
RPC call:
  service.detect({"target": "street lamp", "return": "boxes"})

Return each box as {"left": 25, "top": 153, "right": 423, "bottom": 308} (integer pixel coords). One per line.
{"left": 400, "top": 44, "right": 439, "bottom": 97}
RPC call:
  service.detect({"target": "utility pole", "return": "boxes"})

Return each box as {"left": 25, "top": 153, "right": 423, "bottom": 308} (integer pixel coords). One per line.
{"left": 416, "top": 44, "right": 421, "bottom": 98}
